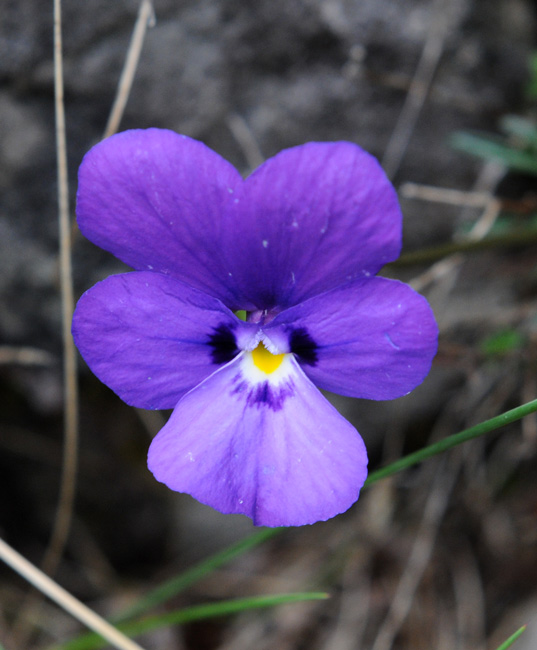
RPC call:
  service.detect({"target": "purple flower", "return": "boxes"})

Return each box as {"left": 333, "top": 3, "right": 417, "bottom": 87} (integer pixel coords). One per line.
{"left": 72, "top": 129, "right": 437, "bottom": 527}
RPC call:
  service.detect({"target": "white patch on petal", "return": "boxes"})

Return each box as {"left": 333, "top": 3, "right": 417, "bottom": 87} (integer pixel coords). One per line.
{"left": 240, "top": 350, "right": 293, "bottom": 386}
{"left": 224, "top": 350, "right": 299, "bottom": 412}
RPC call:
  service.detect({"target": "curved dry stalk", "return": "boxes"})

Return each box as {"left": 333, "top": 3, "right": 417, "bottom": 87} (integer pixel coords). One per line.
{"left": 381, "top": 0, "right": 464, "bottom": 178}
{"left": 226, "top": 113, "right": 265, "bottom": 171}
{"left": 450, "top": 541, "right": 486, "bottom": 650}
{"left": 0, "top": 537, "right": 145, "bottom": 650}
{"left": 45, "top": 0, "right": 79, "bottom": 589}
{"left": 407, "top": 161, "right": 505, "bottom": 293}
{"left": 370, "top": 457, "right": 459, "bottom": 650}
{"left": 0, "top": 346, "right": 55, "bottom": 367}
{"left": 320, "top": 563, "right": 371, "bottom": 650}
{"left": 400, "top": 183, "right": 494, "bottom": 208}
{"left": 103, "top": 0, "right": 155, "bottom": 139}
{"left": 11, "top": 0, "right": 79, "bottom": 643}
{"left": 71, "top": 0, "right": 154, "bottom": 245}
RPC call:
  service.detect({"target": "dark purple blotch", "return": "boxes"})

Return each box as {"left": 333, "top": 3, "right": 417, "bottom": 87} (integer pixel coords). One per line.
{"left": 289, "top": 327, "right": 318, "bottom": 366}
{"left": 208, "top": 323, "right": 238, "bottom": 364}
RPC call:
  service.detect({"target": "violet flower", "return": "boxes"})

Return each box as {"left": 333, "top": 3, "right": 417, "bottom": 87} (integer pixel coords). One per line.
{"left": 72, "top": 129, "right": 437, "bottom": 527}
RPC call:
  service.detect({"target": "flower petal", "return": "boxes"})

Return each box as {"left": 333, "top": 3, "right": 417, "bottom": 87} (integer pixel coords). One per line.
{"left": 76, "top": 129, "right": 248, "bottom": 308}
{"left": 269, "top": 277, "right": 438, "bottom": 400}
{"left": 79, "top": 132, "right": 402, "bottom": 312}
{"left": 72, "top": 271, "right": 257, "bottom": 409}
{"left": 224, "top": 142, "right": 402, "bottom": 308}
{"left": 148, "top": 354, "right": 368, "bottom": 526}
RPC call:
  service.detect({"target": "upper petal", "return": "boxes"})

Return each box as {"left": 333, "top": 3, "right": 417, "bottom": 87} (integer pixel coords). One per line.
{"left": 76, "top": 129, "right": 249, "bottom": 308}
{"left": 78, "top": 132, "right": 401, "bottom": 312}
{"left": 224, "top": 142, "right": 402, "bottom": 309}
{"left": 72, "top": 271, "right": 257, "bottom": 409}
{"left": 269, "top": 277, "right": 438, "bottom": 400}
{"left": 148, "top": 353, "right": 368, "bottom": 527}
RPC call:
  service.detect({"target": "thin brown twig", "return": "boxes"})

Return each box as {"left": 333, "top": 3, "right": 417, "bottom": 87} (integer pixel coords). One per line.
{"left": 381, "top": 0, "right": 463, "bottom": 179}
{"left": 321, "top": 560, "right": 371, "bottom": 650}
{"left": 370, "top": 457, "right": 460, "bottom": 650}
{"left": 435, "top": 605, "right": 459, "bottom": 650}
{"left": 226, "top": 113, "right": 265, "bottom": 171}
{"left": 450, "top": 541, "right": 486, "bottom": 650}
{"left": 102, "top": 0, "right": 155, "bottom": 140}
{"left": 406, "top": 163, "right": 505, "bottom": 292}
{"left": 409, "top": 199, "right": 500, "bottom": 292}
{"left": 11, "top": 0, "right": 79, "bottom": 643}
{"left": 400, "top": 183, "right": 494, "bottom": 209}
{"left": 0, "top": 537, "right": 145, "bottom": 650}
{"left": 46, "top": 0, "right": 79, "bottom": 587}
{"left": 0, "top": 345, "right": 55, "bottom": 367}
{"left": 70, "top": 1, "right": 153, "bottom": 252}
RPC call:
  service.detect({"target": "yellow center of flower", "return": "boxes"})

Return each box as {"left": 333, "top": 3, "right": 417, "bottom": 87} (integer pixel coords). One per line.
{"left": 251, "top": 342, "right": 285, "bottom": 374}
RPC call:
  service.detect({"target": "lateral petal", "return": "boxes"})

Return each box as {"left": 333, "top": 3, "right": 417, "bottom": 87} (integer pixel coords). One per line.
{"left": 72, "top": 272, "right": 257, "bottom": 409}
{"left": 148, "top": 354, "right": 368, "bottom": 527}
{"left": 270, "top": 276, "right": 438, "bottom": 400}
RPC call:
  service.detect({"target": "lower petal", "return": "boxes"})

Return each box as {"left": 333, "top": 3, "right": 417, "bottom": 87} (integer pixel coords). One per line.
{"left": 147, "top": 354, "right": 368, "bottom": 527}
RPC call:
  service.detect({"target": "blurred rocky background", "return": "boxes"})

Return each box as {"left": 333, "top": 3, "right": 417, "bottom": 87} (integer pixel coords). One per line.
{"left": 1, "top": 0, "right": 537, "bottom": 648}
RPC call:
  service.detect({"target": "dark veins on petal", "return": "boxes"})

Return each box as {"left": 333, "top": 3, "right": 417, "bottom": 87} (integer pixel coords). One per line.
{"left": 290, "top": 327, "right": 318, "bottom": 366}
{"left": 208, "top": 323, "right": 239, "bottom": 364}
{"left": 231, "top": 375, "right": 295, "bottom": 411}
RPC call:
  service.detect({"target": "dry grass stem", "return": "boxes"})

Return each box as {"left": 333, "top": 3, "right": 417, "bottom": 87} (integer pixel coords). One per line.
{"left": 45, "top": 0, "right": 79, "bottom": 585}
{"left": 103, "top": 0, "right": 155, "bottom": 140}
{"left": 10, "top": 0, "right": 79, "bottom": 643}
{"left": 135, "top": 407, "right": 168, "bottom": 438}
{"left": 0, "top": 537, "right": 146, "bottom": 650}
{"left": 450, "top": 542, "right": 486, "bottom": 650}
{"left": 381, "top": 0, "right": 460, "bottom": 178}
{"left": 400, "top": 183, "right": 495, "bottom": 208}
{"left": 321, "top": 568, "right": 371, "bottom": 650}
{"left": 226, "top": 113, "right": 265, "bottom": 170}
{"left": 0, "top": 346, "right": 55, "bottom": 367}
{"left": 370, "top": 458, "right": 459, "bottom": 650}
{"left": 409, "top": 165, "right": 504, "bottom": 292}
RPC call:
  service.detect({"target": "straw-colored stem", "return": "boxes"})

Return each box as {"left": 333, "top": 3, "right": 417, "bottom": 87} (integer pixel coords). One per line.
{"left": 45, "top": 0, "right": 80, "bottom": 587}
{"left": 103, "top": 0, "right": 154, "bottom": 139}
{"left": 381, "top": 0, "right": 450, "bottom": 178}
{"left": 0, "top": 538, "right": 145, "bottom": 650}
{"left": 12, "top": 0, "right": 80, "bottom": 643}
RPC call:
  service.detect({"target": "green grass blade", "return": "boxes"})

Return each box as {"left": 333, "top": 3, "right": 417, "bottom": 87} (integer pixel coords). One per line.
{"left": 57, "top": 593, "right": 329, "bottom": 650}
{"left": 451, "top": 131, "right": 537, "bottom": 175}
{"left": 364, "top": 398, "right": 537, "bottom": 487}
{"left": 494, "top": 625, "right": 527, "bottom": 650}
{"left": 116, "top": 526, "right": 282, "bottom": 622}
{"left": 500, "top": 115, "right": 537, "bottom": 147}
